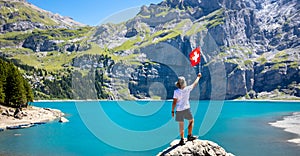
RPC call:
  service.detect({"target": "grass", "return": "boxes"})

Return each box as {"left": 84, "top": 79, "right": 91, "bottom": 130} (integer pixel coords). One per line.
{"left": 83, "top": 42, "right": 104, "bottom": 55}
{"left": 155, "top": 8, "right": 170, "bottom": 17}
{"left": 13, "top": 51, "right": 75, "bottom": 71}
{"left": 31, "top": 27, "right": 91, "bottom": 41}
{"left": 137, "top": 14, "right": 151, "bottom": 19}
{"left": 0, "top": 27, "right": 92, "bottom": 52}
{"left": 202, "top": 8, "right": 225, "bottom": 29}
{"left": 290, "top": 61, "right": 298, "bottom": 69}
{"left": 0, "top": 31, "right": 31, "bottom": 41}
{"left": 0, "top": 1, "right": 57, "bottom": 25}
{"left": 271, "top": 63, "right": 286, "bottom": 70}
{"left": 10, "top": 41, "right": 142, "bottom": 71}
{"left": 207, "top": 18, "right": 224, "bottom": 28}
{"left": 185, "top": 23, "right": 206, "bottom": 36}
{"left": 256, "top": 56, "right": 267, "bottom": 65}
{"left": 273, "top": 51, "right": 289, "bottom": 64}
{"left": 218, "top": 52, "right": 228, "bottom": 58}
{"left": 244, "top": 60, "right": 253, "bottom": 66}
{"left": 225, "top": 58, "right": 239, "bottom": 65}
{"left": 113, "top": 8, "right": 224, "bottom": 51}
{"left": 10, "top": 42, "right": 100, "bottom": 72}
{"left": 113, "top": 36, "right": 142, "bottom": 51}
{"left": 154, "top": 30, "right": 180, "bottom": 43}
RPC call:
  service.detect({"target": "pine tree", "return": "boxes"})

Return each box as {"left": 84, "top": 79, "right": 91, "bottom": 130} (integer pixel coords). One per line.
{"left": 0, "top": 59, "right": 7, "bottom": 104}
{"left": 4, "top": 63, "right": 26, "bottom": 107}
{"left": 23, "top": 78, "right": 34, "bottom": 106}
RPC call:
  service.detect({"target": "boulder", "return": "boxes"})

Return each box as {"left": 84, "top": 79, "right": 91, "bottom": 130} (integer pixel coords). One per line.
{"left": 158, "top": 139, "right": 234, "bottom": 156}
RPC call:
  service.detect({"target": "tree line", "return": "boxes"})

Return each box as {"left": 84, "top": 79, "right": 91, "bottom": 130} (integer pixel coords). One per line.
{"left": 0, "top": 58, "right": 33, "bottom": 108}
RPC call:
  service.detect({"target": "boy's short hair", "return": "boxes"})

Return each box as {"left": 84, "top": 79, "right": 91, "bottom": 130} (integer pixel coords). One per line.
{"left": 175, "top": 76, "right": 186, "bottom": 89}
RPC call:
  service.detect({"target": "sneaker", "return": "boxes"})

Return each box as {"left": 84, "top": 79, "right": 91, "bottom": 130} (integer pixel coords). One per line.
{"left": 187, "top": 135, "right": 197, "bottom": 141}
{"left": 179, "top": 138, "right": 185, "bottom": 146}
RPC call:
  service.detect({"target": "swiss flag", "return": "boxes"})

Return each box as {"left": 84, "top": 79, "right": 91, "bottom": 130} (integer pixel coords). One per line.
{"left": 189, "top": 47, "right": 201, "bottom": 66}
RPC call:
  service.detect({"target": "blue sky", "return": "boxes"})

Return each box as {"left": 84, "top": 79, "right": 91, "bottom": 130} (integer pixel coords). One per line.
{"left": 27, "top": 0, "right": 163, "bottom": 26}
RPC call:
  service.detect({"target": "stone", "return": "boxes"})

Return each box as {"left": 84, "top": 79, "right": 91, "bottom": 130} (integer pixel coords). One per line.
{"left": 1, "top": 110, "right": 8, "bottom": 116}
{"left": 59, "top": 117, "right": 69, "bottom": 123}
{"left": 157, "top": 139, "right": 234, "bottom": 156}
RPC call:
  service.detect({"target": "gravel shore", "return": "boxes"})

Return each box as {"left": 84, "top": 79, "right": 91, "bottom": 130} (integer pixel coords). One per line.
{"left": 0, "top": 105, "right": 64, "bottom": 131}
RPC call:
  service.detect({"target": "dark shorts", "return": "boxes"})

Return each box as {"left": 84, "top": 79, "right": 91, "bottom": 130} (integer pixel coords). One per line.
{"left": 175, "top": 109, "right": 193, "bottom": 122}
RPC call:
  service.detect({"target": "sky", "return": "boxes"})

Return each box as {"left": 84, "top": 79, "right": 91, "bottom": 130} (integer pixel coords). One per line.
{"left": 27, "top": 0, "right": 163, "bottom": 26}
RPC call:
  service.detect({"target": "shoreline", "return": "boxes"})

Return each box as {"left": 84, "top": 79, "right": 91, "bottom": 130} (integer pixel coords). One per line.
{"left": 269, "top": 112, "right": 300, "bottom": 146}
{"left": 0, "top": 105, "right": 65, "bottom": 131}
{"left": 231, "top": 99, "right": 300, "bottom": 102}
{"left": 33, "top": 99, "right": 300, "bottom": 102}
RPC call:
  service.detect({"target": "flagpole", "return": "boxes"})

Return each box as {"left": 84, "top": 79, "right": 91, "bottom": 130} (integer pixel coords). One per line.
{"left": 198, "top": 46, "right": 201, "bottom": 74}
{"left": 199, "top": 62, "right": 201, "bottom": 74}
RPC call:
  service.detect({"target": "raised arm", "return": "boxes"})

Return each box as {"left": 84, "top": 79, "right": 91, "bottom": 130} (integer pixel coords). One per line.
{"left": 191, "top": 73, "right": 202, "bottom": 89}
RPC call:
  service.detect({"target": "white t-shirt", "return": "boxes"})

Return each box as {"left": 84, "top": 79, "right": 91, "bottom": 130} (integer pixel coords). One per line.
{"left": 173, "top": 85, "right": 193, "bottom": 111}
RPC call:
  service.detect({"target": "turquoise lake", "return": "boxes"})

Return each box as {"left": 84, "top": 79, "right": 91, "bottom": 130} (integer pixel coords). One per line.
{"left": 0, "top": 100, "right": 300, "bottom": 156}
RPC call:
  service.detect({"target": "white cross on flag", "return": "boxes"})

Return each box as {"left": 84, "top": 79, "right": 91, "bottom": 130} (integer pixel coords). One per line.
{"left": 189, "top": 47, "right": 201, "bottom": 66}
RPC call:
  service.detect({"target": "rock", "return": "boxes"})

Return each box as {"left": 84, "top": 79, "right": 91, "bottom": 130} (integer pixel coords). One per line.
{"left": 125, "top": 28, "right": 138, "bottom": 38}
{"left": 225, "top": 63, "right": 248, "bottom": 99}
{"left": 2, "top": 21, "right": 47, "bottom": 33}
{"left": 19, "top": 123, "right": 34, "bottom": 129}
{"left": 6, "top": 125, "right": 21, "bottom": 130}
{"left": 22, "top": 35, "right": 60, "bottom": 52}
{"left": 295, "top": 88, "right": 300, "bottom": 97}
{"left": 8, "top": 109, "right": 14, "bottom": 116}
{"left": 59, "top": 117, "right": 69, "bottom": 123}
{"left": 1, "top": 110, "right": 8, "bottom": 116}
{"left": 158, "top": 139, "right": 234, "bottom": 156}
{"left": 34, "top": 122, "right": 46, "bottom": 125}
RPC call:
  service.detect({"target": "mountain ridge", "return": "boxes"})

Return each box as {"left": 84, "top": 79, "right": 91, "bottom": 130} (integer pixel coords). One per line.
{"left": 0, "top": 0, "right": 85, "bottom": 33}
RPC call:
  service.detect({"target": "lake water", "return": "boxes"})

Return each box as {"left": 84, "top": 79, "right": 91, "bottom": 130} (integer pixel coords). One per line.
{"left": 0, "top": 100, "right": 300, "bottom": 156}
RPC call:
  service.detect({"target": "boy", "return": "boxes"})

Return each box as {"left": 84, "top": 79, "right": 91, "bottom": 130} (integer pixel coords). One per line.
{"left": 172, "top": 73, "right": 202, "bottom": 145}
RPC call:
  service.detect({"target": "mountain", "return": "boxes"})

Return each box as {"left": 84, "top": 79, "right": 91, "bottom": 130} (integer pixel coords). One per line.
{"left": 92, "top": 0, "right": 300, "bottom": 100}
{"left": 0, "top": 0, "right": 299, "bottom": 100}
{"left": 0, "top": 0, "right": 84, "bottom": 33}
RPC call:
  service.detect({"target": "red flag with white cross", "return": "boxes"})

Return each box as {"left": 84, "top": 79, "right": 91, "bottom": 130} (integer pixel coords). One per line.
{"left": 189, "top": 47, "right": 201, "bottom": 67}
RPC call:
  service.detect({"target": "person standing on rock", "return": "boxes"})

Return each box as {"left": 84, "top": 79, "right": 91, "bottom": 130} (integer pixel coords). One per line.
{"left": 171, "top": 73, "right": 202, "bottom": 145}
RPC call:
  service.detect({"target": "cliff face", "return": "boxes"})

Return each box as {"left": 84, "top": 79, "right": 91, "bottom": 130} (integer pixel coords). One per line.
{"left": 92, "top": 0, "right": 299, "bottom": 100}
{"left": 0, "top": 0, "right": 299, "bottom": 100}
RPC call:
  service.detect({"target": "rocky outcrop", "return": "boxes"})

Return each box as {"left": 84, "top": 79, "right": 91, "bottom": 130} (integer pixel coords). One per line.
{"left": 21, "top": 33, "right": 90, "bottom": 52}
{"left": 1, "top": 21, "right": 49, "bottom": 32}
{"left": 0, "top": 104, "right": 64, "bottom": 131}
{"left": 158, "top": 139, "right": 234, "bottom": 156}
{"left": 72, "top": 54, "right": 114, "bottom": 70}
{"left": 22, "top": 35, "right": 60, "bottom": 52}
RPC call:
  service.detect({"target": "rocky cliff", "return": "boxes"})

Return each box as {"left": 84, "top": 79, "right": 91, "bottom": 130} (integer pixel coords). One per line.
{"left": 0, "top": 0, "right": 299, "bottom": 100}
{"left": 91, "top": 0, "right": 299, "bottom": 100}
